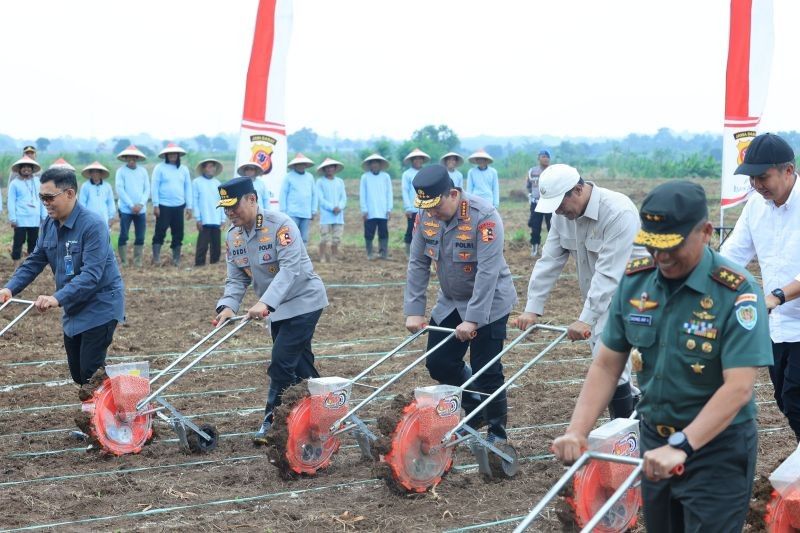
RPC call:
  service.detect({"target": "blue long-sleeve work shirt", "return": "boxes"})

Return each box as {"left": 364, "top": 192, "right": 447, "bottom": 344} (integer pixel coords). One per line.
{"left": 279, "top": 170, "right": 317, "bottom": 218}
{"left": 359, "top": 171, "right": 393, "bottom": 219}
{"left": 467, "top": 166, "right": 500, "bottom": 207}
{"left": 449, "top": 169, "right": 464, "bottom": 189}
{"left": 251, "top": 177, "right": 275, "bottom": 212}
{"left": 151, "top": 163, "right": 192, "bottom": 208}
{"left": 315, "top": 176, "right": 347, "bottom": 224}
{"left": 79, "top": 181, "right": 116, "bottom": 223}
{"left": 5, "top": 202, "right": 125, "bottom": 336}
{"left": 7, "top": 176, "right": 45, "bottom": 227}
{"left": 192, "top": 176, "right": 224, "bottom": 225}
{"left": 401, "top": 168, "right": 421, "bottom": 214}
{"left": 115, "top": 165, "right": 150, "bottom": 215}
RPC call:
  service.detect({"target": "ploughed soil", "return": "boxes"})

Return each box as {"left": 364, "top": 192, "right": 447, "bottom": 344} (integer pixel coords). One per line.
{"left": 0, "top": 187, "right": 790, "bottom": 532}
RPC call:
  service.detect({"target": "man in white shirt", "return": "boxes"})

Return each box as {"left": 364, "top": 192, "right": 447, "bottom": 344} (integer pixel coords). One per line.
{"left": 720, "top": 133, "right": 800, "bottom": 440}
{"left": 515, "top": 164, "right": 646, "bottom": 418}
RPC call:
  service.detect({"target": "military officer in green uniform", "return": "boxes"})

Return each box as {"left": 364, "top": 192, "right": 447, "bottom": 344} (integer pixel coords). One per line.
{"left": 551, "top": 181, "right": 772, "bottom": 532}
{"left": 404, "top": 164, "right": 517, "bottom": 442}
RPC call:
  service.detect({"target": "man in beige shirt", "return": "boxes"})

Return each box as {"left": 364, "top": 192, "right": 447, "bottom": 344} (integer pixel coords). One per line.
{"left": 515, "top": 164, "right": 645, "bottom": 418}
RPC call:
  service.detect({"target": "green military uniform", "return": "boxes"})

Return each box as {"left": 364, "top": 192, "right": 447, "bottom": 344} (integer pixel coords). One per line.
{"left": 601, "top": 181, "right": 772, "bottom": 532}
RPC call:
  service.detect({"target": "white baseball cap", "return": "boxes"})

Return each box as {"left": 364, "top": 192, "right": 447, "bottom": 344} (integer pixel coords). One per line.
{"left": 535, "top": 164, "right": 581, "bottom": 213}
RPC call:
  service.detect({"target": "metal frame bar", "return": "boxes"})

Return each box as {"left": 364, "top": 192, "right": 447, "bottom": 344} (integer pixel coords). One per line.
{"left": 443, "top": 325, "right": 568, "bottom": 444}
{"left": 149, "top": 315, "right": 248, "bottom": 385}
{"left": 329, "top": 327, "right": 456, "bottom": 433}
{"left": 513, "top": 452, "right": 643, "bottom": 533}
{"left": 0, "top": 298, "right": 36, "bottom": 337}
{"left": 137, "top": 318, "right": 252, "bottom": 410}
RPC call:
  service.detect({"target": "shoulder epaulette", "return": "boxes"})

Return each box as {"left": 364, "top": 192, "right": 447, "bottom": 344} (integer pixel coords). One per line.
{"left": 625, "top": 256, "right": 656, "bottom": 275}
{"left": 710, "top": 266, "right": 746, "bottom": 291}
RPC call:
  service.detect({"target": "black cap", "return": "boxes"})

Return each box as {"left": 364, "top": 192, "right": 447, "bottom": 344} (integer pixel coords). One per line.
{"left": 634, "top": 181, "right": 708, "bottom": 250}
{"left": 218, "top": 176, "right": 256, "bottom": 207}
{"left": 412, "top": 164, "right": 454, "bottom": 209}
{"left": 734, "top": 133, "right": 795, "bottom": 176}
{"left": 22, "top": 145, "right": 36, "bottom": 153}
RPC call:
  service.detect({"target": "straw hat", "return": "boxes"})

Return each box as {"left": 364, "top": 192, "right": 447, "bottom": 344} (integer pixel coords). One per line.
{"left": 468, "top": 149, "right": 494, "bottom": 164}
{"left": 287, "top": 153, "right": 315, "bottom": 169}
{"left": 316, "top": 157, "right": 344, "bottom": 174}
{"left": 439, "top": 152, "right": 464, "bottom": 166}
{"left": 158, "top": 142, "right": 187, "bottom": 158}
{"left": 117, "top": 145, "right": 147, "bottom": 162}
{"left": 361, "top": 153, "right": 389, "bottom": 171}
{"left": 237, "top": 162, "right": 264, "bottom": 177}
{"left": 403, "top": 148, "right": 431, "bottom": 164}
{"left": 49, "top": 158, "right": 76, "bottom": 171}
{"left": 196, "top": 158, "right": 223, "bottom": 177}
{"left": 11, "top": 156, "right": 41, "bottom": 174}
{"left": 81, "top": 161, "right": 110, "bottom": 180}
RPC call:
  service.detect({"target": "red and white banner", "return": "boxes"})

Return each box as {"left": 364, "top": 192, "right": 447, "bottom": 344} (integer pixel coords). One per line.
{"left": 235, "top": 0, "right": 293, "bottom": 209}
{"left": 721, "top": 0, "right": 773, "bottom": 210}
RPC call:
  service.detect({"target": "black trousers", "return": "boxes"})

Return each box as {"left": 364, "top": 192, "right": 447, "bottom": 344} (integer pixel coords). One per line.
{"left": 152, "top": 204, "right": 185, "bottom": 249}
{"left": 364, "top": 218, "right": 388, "bottom": 242}
{"left": 195, "top": 225, "right": 221, "bottom": 266}
{"left": 641, "top": 419, "right": 757, "bottom": 533}
{"left": 403, "top": 214, "right": 415, "bottom": 244}
{"left": 11, "top": 227, "right": 38, "bottom": 260}
{"left": 528, "top": 202, "right": 551, "bottom": 245}
{"left": 425, "top": 311, "right": 509, "bottom": 437}
{"left": 63, "top": 320, "right": 118, "bottom": 385}
{"left": 264, "top": 309, "right": 323, "bottom": 416}
{"left": 770, "top": 341, "right": 800, "bottom": 440}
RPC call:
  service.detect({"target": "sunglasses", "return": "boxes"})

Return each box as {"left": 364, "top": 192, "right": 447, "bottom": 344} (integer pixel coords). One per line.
{"left": 39, "top": 190, "right": 67, "bottom": 203}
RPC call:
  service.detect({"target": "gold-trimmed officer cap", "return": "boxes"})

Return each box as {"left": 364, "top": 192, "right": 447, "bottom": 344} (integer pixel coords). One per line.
{"left": 634, "top": 181, "right": 708, "bottom": 250}
{"left": 412, "top": 164, "right": 454, "bottom": 209}
{"left": 218, "top": 176, "right": 256, "bottom": 207}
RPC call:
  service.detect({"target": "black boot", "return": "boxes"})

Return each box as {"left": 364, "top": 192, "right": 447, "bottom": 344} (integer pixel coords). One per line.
{"left": 365, "top": 240, "right": 374, "bottom": 260}
{"left": 608, "top": 382, "right": 635, "bottom": 419}
{"left": 254, "top": 382, "right": 286, "bottom": 445}
{"left": 483, "top": 392, "right": 509, "bottom": 442}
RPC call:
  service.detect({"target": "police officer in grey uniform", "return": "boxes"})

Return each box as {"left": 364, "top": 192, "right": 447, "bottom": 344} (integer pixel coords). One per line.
{"left": 404, "top": 165, "right": 517, "bottom": 442}
{"left": 214, "top": 177, "right": 329, "bottom": 444}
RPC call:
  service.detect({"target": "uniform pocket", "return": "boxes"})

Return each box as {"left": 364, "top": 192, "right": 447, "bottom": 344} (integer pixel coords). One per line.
{"left": 585, "top": 238, "right": 603, "bottom": 253}
{"left": 561, "top": 238, "right": 577, "bottom": 251}
{"left": 677, "top": 332, "right": 721, "bottom": 387}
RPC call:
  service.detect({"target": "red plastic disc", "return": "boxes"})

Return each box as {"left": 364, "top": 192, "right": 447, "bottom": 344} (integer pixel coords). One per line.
{"left": 766, "top": 490, "right": 800, "bottom": 532}
{"left": 382, "top": 401, "right": 455, "bottom": 493}
{"left": 572, "top": 459, "right": 640, "bottom": 533}
{"left": 284, "top": 396, "right": 341, "bottom": 475}
{"left": 89, "top": 381, "right": 153, "bottom": 456}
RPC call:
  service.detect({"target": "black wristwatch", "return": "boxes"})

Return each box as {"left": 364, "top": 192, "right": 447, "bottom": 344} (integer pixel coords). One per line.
{"left": 772, "top": 288, "right": 787, "bottom": 306}
{"left": 667, "top": 431, "right": 694, "bottom": 459}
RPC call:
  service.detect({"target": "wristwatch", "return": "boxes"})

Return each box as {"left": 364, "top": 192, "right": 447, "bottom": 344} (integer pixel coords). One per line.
{"left": 772, "top": 288, "right": 787, "bottom": 306}
{"left": 667, "top": 431, "right": 694, "bottom": 459}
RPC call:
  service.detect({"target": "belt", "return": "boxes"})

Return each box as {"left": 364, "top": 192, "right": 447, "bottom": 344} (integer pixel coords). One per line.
{"left": 643, "top": 420, "right": 682, "bottom": 438}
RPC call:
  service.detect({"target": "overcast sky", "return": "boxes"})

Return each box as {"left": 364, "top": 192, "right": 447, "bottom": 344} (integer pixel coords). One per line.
{"left": 2, "top": 0, "right": 799, "bottom": 141}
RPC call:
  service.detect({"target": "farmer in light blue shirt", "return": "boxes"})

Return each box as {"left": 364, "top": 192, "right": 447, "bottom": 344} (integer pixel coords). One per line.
{"left": 237, "top": 162, "right": 273, "bottom": 212}
{"left": 441, "top": 151, "right": 464, "bottom": 189}
{"left": 359, "top": 153, "right": 393, "bottom": 260}
{"left": 79, "top": 162, "right": 117, "bottom": 227}
{"left": 193, "top": 159, "right": 225, "bottom": 266}
{"left": 401, "top": 148, "right": 430, "bottom": 255}
{"left": 115, "top": 145, "right": 150, "bottom": 267}
{"left": 315, "top": 158, "right": 347, "bottom": 262}
{"left": 151, "top": 143, "right": 192, "bottom": 266}
{"left": 7, "top": 156, "right": 45, "bottom": 269}
{"left": 280, "top": 153, "right": 317, "bottom": 244}
{"left": 467, "top": 149, "right": 500, "bottom": 207}
{"left": 1, "top": 167, "right": 125, "bottom": 386}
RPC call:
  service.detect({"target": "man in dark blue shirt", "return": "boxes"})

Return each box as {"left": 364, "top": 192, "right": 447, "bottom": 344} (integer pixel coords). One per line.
{"left": 1, "top": 168, "right": 125, "bottom": 386}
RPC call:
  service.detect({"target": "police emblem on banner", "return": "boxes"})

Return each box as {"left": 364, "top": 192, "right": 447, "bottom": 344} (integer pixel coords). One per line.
{"left": 249, "top": 135, "right": 276, "bottom": 174}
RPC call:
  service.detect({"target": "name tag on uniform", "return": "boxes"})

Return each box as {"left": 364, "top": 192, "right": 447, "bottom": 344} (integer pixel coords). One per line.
{"left": 628, "top": 314, "right": 652, "bottom": 326}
